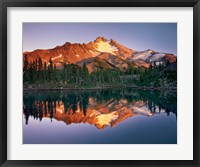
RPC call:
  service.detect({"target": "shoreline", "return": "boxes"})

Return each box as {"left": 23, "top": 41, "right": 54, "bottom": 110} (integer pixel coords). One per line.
{"left": 23, "top": 85, "right": 177, "bottom": 91}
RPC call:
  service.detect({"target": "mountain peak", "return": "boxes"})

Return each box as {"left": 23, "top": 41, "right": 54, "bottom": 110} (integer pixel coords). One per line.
{"left": 94, "top": 36, "right": 108, "bottom": 43}
{"left": 109, "top": 38, "right": 118, "bottom": 45}
{"left": 146, "top": 49, "right": 155, "bottom": 53}
{"left": 63, "top": 41, "right": 72, "bottom": 46}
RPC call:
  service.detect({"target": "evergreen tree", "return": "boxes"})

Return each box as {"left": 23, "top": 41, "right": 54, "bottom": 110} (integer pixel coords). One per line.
{"left": 82, "top": 63, "right": 89, "bottom": 84}
{"left": 47, "top": 57, "right": 53, "bottom": 80}
{"left": 53, "top": 64, "right": 57, "bottom": 80}
{"left": 43, "top": 62, "right": 47, "bottom": 81}
{"left": 38, "top": 57, "right": 43, "bottom": 80}
{"left": 23, "top": 54, "right": 29, "bottom": 82}
{"left": 23, "top": 54, "right": 29, "bottom": 72}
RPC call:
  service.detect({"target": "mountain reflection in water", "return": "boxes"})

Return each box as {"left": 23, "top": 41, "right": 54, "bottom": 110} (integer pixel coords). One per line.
{"left": 23, "top": 88, "right": 177, "bottom": 144}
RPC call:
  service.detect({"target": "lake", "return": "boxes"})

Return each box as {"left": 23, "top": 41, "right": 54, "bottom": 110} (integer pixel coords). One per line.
{"left": 23, "top": 88, "right": 177, "bottom": 144}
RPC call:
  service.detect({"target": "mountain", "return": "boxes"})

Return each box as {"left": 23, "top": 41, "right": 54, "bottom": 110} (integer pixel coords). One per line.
{"left": 23, "top": 36, "right": 177, "bottom": 73}
{"left": 127, "top": 49, "right": 176, "bottom": 66}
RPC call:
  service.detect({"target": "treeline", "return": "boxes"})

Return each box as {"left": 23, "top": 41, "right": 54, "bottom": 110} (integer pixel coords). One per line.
{"left": 23, "top": 55, "right": 177, "bottom": 88}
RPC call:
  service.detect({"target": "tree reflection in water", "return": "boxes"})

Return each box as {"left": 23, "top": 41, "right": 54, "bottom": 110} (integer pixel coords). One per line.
{"left": 23, "top": 88, "right": 177, "bottom": 129}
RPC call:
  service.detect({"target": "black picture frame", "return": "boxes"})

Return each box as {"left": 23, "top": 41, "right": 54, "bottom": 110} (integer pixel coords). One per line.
{"left": 0, "top": 0, "right": 199, "bottom": 166}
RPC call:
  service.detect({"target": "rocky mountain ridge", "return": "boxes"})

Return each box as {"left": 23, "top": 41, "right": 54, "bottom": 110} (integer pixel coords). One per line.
{"left": 23, "top": 36, "right": 177, "bottom": 73}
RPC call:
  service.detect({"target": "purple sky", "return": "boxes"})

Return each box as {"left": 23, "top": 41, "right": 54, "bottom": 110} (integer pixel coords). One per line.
{"left": 23, "top": 23, "right": 177, "bottom": 55}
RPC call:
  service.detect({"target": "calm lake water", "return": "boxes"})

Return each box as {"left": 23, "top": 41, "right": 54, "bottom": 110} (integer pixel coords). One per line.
{"left": 23, "top": 88, "right": 177, "bottom": 144}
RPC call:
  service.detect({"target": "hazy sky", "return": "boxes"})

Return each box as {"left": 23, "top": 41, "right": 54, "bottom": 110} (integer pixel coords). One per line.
{"left": 23, "top": 23, "right": 177, "bottom": 55}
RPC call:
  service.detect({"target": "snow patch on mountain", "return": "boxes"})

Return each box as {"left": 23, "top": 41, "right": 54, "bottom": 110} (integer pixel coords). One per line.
{"left": 96, "top": 41, "right": 118, "bottom": 55}
{"left": 131, "top": 49, "right": 169, "bottom": 64}
{"left": 132, "top": 50, "right": 155, "bottom": 60}
{"left": 52, "top": 54, "right": 63, "bottom": 60}
{"left": 132, "top": 106, "right": 153, "bottom": 116}
{"left": 89, "top": 50, "right": 98, "bottom": 57}
{"left": 146, "top": 53, "right": 166, "bottom": 62}
{"left": 95, "top": 111, "right": 119, "bottom": 127}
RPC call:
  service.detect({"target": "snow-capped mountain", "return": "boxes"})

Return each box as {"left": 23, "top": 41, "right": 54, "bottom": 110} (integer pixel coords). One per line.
{"left": 23, "top": 36, "right": 177, "bottom": 72}
{"left": 128, "top": 49, "right": 176, "bottom": 66}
